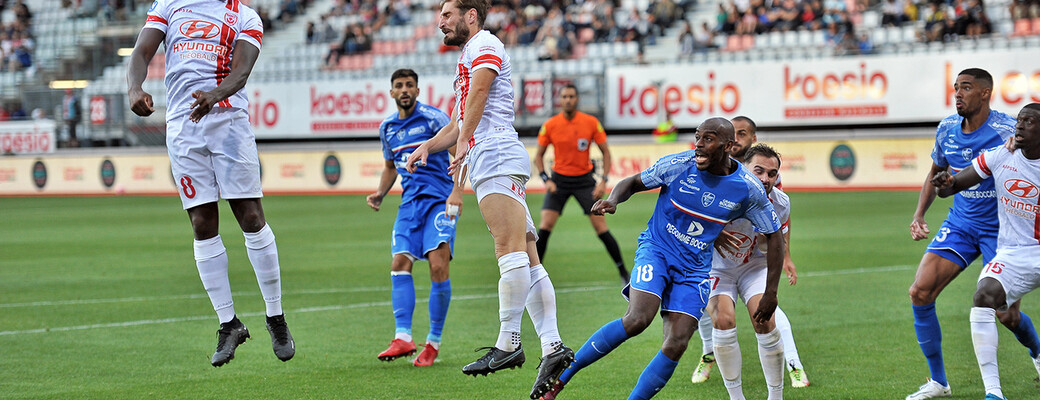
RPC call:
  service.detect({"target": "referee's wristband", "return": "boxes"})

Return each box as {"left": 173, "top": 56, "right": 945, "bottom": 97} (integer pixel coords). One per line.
{"left": 540, "top": 172, "right": 551, "bottom": 182}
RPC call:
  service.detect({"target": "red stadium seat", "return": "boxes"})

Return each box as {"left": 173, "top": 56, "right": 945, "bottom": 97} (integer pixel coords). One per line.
{"left": 1014, "top": 19, "right": 1031, "bottom": 36}
{"left": 725, "top": 35, "right": 741, "bottom": 52}
{"left": 741, "top": 34, "right": 755, "bottom": 49}
{"left": 1032, "top": 18, "right": 1040, "bottom": 35}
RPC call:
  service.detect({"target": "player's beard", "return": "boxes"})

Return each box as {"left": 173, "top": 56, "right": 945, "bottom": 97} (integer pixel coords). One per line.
{"left": 395, "top": 96, "right": 414, "bottom": 111}
{"left": 443, "top": 20, "right": 470, "bottom": 46}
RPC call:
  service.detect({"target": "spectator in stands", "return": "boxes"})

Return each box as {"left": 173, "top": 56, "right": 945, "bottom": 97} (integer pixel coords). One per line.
{"left": 9, "top": 102, "right": 26, "bottom": 120}
{"left": 0, "top": 105, "right": 9, "bottom": 122}
{"left": 962, "top": 0, "right": 991, "bottom": 38}
{"left": 924, "top": 2, "right": 948, "bottom": 41}
{"left": 652, "top": 111, "right": 678, "bottom": 143}
{"left": 387, "top": 0, "right": 411, "bottom": 26}
{"left": 277, "top": 0, "right": 299, "bottom": 24}
{"left": 13, "top": 1, "right": 32, "bottom": 27}
{"left": 679, "top": 21, "right": 696, "bottom": 60}
{"left": 882, "top": 0, "right": 907, "bottom": 26}
{"left": 698, "top": 21, "right": 718, "bottom": 50}
{"left": 857, "top": 32, "right": 874, "bottom": 54}
{"left": 315, "top": 15, "right": 335, "bottom": 43}
{"left": 9, "top": 30, "right": 32, "bottom": 73}
{"left": 62, "top": 89, "right": 81, "bottom": 148}
{"left": 306, "top": 22, "right": 317, "bottom": 44}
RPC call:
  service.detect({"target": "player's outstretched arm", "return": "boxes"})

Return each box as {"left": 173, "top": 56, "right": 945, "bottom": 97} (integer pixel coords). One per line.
{"left": 910, "top": 163, "right": 945, "bottom": 241}
{"left": 367, "top": 160, "right": 399, "bottom": 211}
{"left": 590, "top": 173, "right": 647, "bottom": 215}
{"left": 406, "top": 118, "right": 458, "bottom": 173}
{"left": 188, "top": 40, "right": 260, "bottom": 122}
{"left": 753, "top": 229, "right": 785, "bottom": 324}
{"left": 932, "top": 165, "right": 984, "bottom": 198}
{"left": 126, "top": 28, "right": 164, "bottom": 117}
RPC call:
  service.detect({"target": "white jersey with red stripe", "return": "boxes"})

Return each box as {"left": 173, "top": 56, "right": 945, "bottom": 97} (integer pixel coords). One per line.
{"left": 711, "top": 187, "right": 791, "bottom": 270}
{"left": 453, "top": 29, "right": 515, "bottom": 145}
{"left": 144, "top": 0, "right": 263, "bottom": 122}
{"left": 973, "top": 146, "right": 1040, "bottom": 248}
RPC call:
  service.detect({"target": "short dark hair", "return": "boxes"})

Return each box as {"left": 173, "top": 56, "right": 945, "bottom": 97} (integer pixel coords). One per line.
{"left": 391, "top": 69, "right": 419, "bottom": 85}
{"left": 958, "top": 68, "right": 993, "bottom": 89}
{"left": 442, "top": 0, "right": 490, "bottom": 26}
{"left": 731, "top": 116, "right": 757, "bottom": 132}
{"left": 560, "top": 83, "right": 578, "bottom": 96}
{"left": 743, "top": 143, "right": 782, "bottom": 169}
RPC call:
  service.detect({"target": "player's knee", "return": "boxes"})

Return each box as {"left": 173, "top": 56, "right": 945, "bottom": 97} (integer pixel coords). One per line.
{"left": 908, "top": 284, "right": 937, "bottom": 305}
{"left": 621, "top": 312, "right": 653, "bottom": 335}
{"left": 713, "top": 315, "right": 736, "bottom": 330}
{"left": 661, "top": 336, "right": 689, "bottom": 358}
{"left": 972, "top": 288, "right": 1004, "bottom": 309}
{"left": 751, "top": 320, "right": 774, "bottom": 334}
{"left": 997, "top": 309, "right": 1020, "bottom": 329}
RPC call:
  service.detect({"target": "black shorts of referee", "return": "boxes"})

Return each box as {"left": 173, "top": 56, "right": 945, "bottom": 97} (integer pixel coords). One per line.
{"left": 542, "top": 171, "right": 599, "bottom": 215}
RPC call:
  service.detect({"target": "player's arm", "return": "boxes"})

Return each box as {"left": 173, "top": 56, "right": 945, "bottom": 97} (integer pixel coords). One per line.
{"left": 783, "top": 229, "right": 797, "bottom": 285}
{"left": 932, "top": 164, "right": 984, "bottom": 198}
{"left": 406, "top": 118, "right": 458, "bottom": 173}
{"left": 590, "top": 173, "right": 648, "bottom": 215}
{"left": 126, "top": 28, "right": 164, "bottom": 117}
{"left": 447, "top": 68, "right": 495, "bottom": 176}
{"left": 188, "top": 40, "right": 260, "bottom": 122}
{"left": 753, "top": 229, "right": 785, "bottom": 324}
{"left": 534, "top": 142, "right": 557, "bottom": 193}
{"left": 594, "top": 141, "right": 612, "bottom": 199}
{"left": 367, "top": 160, "right": 398, "bottom": 211}
{"left": 910, "top": 162, "right": 945, "bottom": 241}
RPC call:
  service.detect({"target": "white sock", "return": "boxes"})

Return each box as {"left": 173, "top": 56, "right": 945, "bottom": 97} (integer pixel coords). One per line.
{"left": 244, "top": 224, "right": 283, "bottom": 317}
{"left": 495, "top": 251, "right": 530, "bottom": 352}
{"left": 699, "top": 312, "right": 714, "bottom": 355}
{"left": 428, "top": 341, "right": 440, "bottom": 350}
{"left": 714, "top": 327, "right": 745, "bottom": 400}
{"left": 395, "top": 332, "right": 413, "bottom": 342}
{"left": 773, "top": 307, "right": 802, "bottom": 371}
{"left": 526, "top": 264, "right": 562, "bottom": 356}
{"left": 971, "top": 307, "right": 1003, "bottom": 398}
{"left": 757, "top": 328, "right": 785, "bottom": 400}
{"left": 194, "top": 235, "right": 235, "bottom": 323}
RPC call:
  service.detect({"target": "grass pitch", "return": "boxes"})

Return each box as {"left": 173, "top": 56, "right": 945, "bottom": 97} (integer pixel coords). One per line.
{"left": 2, "top": 191, "right": 1039, "bottom": 399}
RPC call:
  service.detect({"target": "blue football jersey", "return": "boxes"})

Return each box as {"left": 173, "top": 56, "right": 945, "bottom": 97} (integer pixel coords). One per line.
{"left": 638, "top": 150, "right": 782, "bottom": 276}
{"left": 931, "top": 110, "right": 1015, "bottom": 229}
{"left": 379, "top": 102, "right": 452, "bottom": 203}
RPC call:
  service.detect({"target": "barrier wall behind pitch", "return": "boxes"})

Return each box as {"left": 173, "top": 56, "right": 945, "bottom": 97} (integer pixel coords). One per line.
{"left": 0, "top": 138, "right": 933, "bottom": 196}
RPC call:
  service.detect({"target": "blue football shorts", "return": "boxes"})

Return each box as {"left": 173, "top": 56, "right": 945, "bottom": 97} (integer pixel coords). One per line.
{"left": 622, "top": 240, "right": 710, "bottom": 319}
{"left": 926, "top": 219, "right": 997, "bottom": 268}
{"left": 391, "top": 195, "right": 457, "bottom": 261}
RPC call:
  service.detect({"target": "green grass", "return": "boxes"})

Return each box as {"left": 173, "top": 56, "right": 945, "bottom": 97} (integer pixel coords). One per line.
{"left": 1, "top": 191, "right": 1039, "bottom": 399}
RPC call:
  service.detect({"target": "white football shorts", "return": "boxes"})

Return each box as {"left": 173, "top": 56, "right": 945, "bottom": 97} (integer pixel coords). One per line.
{"left": 473, "top": 174, "right": 537, "bottom": 237}
{"left": 167, "top": 108, "right": 262, "bottom": 209}
{"left": 708, "top": 257, "right": 767, "bottom": 305}
{"left": 465, "top": 132, "right": 531, "bottom": 188}
{"left": 977, "top": 245, "right": 1040, "bottom": 308}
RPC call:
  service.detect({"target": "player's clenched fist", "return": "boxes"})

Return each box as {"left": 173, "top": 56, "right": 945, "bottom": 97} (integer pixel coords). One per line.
{"left": 128, "top": 89, "right": 154, "bottom": 116}
{"left": 590, "top": 199, "right": 616, "bottom": 215}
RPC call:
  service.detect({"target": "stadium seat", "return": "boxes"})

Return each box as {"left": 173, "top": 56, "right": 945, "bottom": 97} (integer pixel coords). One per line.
{"left": 724, "top": 35, "right": 741, "bottom": 52}
{"left": 755, "top": 33, "right": 770, "bottom": 48}
{"left": 861, "top": 11, "right": 880, "bottom": 29}
{"left": 741, "top": 34, "right": 755, "bottom": 49}
{"left": 872, "top": 28, "right": 887, "bottom": 46}
{"left": 783, "top": 31, "right": 799, "bottom": 47}
{"left": 1032, "top": 18, "right": 1040, "bottom": 35}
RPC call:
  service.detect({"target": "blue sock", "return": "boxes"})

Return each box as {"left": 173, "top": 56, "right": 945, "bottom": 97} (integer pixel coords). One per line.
{"left": 629, "top": 350, "right": 679, "bottom": 400}
{"left": 1011, "top": 311, "right": 1040, "bottom": 358}
{"left": 913, "top": 303, "right": 947, "bottom": 386}
{"left": 560, "top": 318, "right": 629, "bottom": 384}
{"left": 427, "top": 279, "right": 451, "bottom": 343}
{"left": 391, "top": 273, "right": 415, "bottom": 337}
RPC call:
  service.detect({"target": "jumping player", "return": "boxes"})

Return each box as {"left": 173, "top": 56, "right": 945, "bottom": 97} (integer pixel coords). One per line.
{"left": 127, "top": 0, "right": 294, "bottom": 367}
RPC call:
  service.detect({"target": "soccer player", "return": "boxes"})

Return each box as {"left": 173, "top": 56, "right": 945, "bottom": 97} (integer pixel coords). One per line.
{"left": 692, "top": 116, "right": 810, "bottom": 389}
{"left": 126, "top": 0, "right": 294, "bottom": 367}
{"left": 542, "top": 117, "right": 784, "bottom": 400}
{"left": 707, "top": 143, "right": 790, "bottom": 400}
{"left": 906, "top": 68, "right": 1040, "bottom": 400}
{"left": 368, "top": 69, "right": 456, "bottom": 367}
{"left": 533, "top": 83, "right": 629, "bottom": 283}
{"left": 405, "top": 1, "right": 572, "bottom": 398}
{"left": 930, "top": 102, "right": 1040, "bottom": 400}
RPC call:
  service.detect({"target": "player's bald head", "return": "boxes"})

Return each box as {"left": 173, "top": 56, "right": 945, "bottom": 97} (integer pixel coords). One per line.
{"left": 697, "top": 117, "right": 735, "bottom": 141}
{"left": 1024, "top": 103, "right": 1040, "bottom": 114}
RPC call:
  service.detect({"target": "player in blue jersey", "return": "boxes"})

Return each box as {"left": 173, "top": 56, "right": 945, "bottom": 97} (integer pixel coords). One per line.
{"left": 542, "top": 117, "right": 785, "bottom": 400}
{"left": 906, "top": 68, "right": 1040, "bottom": 400}
{"left": 367, "top": 69, "right": 458, "bottom": 367}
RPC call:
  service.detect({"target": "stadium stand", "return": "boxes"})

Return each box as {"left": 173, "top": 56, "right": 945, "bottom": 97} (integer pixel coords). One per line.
{"left": 1, "top": 0, "right": 1038, "bottom": 145}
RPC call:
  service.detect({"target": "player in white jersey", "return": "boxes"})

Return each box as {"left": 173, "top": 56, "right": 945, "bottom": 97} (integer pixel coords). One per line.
{"left": 692, "top": 116, "right": 810, "bottom": 389}
{"left": 127, "top": 0, "right": 294, "bottom": 367}
{"left": 932, "top": 102, "right": 1040, "bottom": 400}
{"left": 704, "top": 144, "right": 789, "bottom": 400}
{"left": 404, "top": 1, "right": 572, "bottom": 398}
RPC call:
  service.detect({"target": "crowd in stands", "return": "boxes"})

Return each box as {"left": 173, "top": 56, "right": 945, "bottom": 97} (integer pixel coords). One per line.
{"left": 0, "top": 0, "right": 34, "bottom": 72}
{"left": 312, "top": 0, "right": 694, "bottom": 67}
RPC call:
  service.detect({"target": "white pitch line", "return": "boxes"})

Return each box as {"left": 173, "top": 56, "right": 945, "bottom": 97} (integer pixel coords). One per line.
{"left": 0, "top": 286, "right": 613, "bottom": 336}
{"left": 0, "top": 265, "right": 919, "bottom": 309}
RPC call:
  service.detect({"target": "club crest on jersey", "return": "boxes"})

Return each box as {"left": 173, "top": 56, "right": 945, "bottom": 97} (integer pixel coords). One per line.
{"left": 224, "top": 12, "right": 238, "bottom": 25}
{"left": 180, "top": 20, "right": 220, "bottom": 39}
{"left": 961, "top": 148, "right": 973, "bottom": 162}
{"left": 1005, "top": 179, "right": 1039, "bottom": 198}
{"left": 577, "top": 138, "right": 589, "bottom": 151}
{"left": 701, "top": 192, "right": 716, "bottom": 207}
